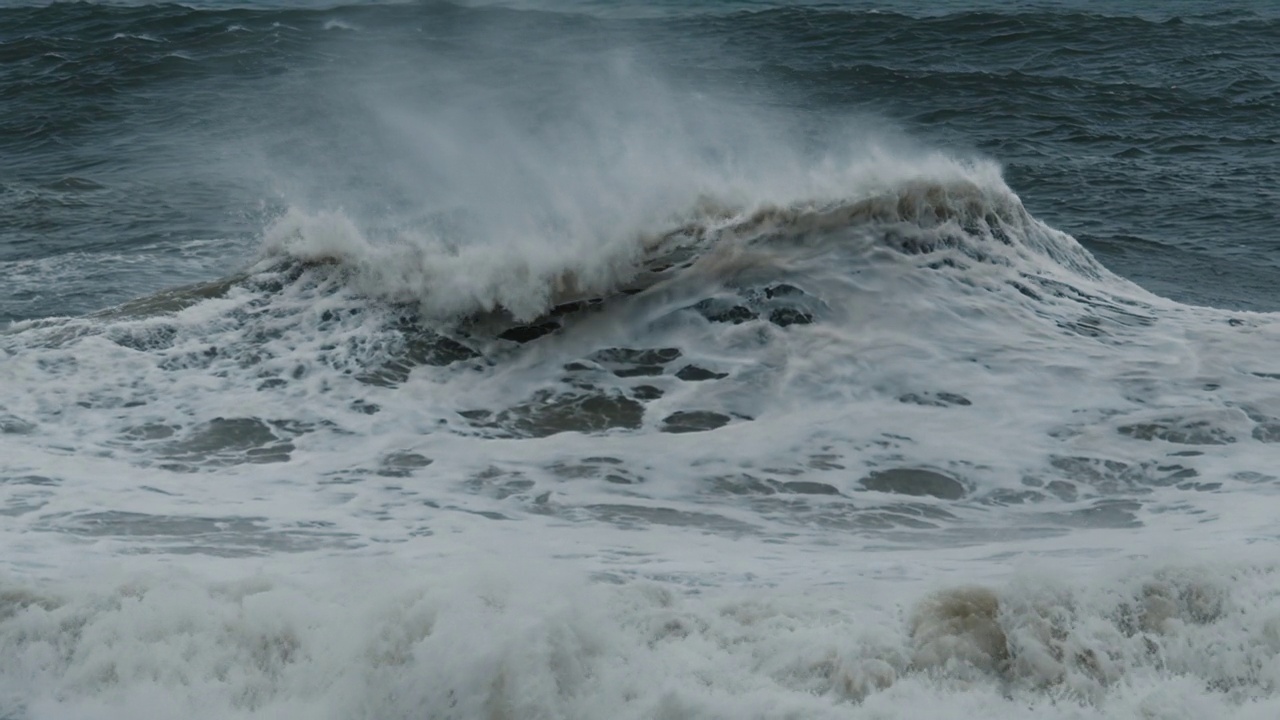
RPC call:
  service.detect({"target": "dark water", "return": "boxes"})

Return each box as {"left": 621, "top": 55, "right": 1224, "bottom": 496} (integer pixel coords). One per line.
{"left": 2, "top": 0, "right": 1277, "bottom": 321}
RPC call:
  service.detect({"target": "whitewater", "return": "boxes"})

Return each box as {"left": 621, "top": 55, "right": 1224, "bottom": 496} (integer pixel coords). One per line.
{"left": 3, "top": 1, "right": 1280, "bottom": 718}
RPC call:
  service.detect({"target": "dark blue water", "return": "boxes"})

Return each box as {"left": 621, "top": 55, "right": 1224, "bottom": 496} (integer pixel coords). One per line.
{"left": 2, "top": 0, "right": 1277, "bottom": 322}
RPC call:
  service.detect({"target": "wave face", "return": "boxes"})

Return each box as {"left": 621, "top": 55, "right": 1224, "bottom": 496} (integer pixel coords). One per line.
{"left": 3, "top": 1, "right": 1280, "bottom": 718}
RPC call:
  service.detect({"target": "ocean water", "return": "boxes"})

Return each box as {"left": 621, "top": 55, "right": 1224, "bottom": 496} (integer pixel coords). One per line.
{"left": 2, "top": 1, "right": 1279, "bottom": 717}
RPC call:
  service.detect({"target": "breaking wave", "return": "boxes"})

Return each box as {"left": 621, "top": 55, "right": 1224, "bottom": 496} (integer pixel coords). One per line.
{"left": 259, "top": 156, "right": 1120, "bottom": 325}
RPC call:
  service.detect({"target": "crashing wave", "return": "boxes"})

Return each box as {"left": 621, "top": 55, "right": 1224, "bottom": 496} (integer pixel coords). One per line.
{"left": 260, "top": 170, "right": 1114, "bottom": 325}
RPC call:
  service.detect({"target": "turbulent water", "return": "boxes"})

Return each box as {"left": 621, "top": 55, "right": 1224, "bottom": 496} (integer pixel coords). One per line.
{"left": 3, "top": 1, "right": 1280, "bottom": 717}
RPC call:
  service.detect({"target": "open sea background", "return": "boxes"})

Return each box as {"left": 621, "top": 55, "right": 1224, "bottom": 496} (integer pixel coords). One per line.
{"left": 2, "top": 0, "right": 1279, "bottom": 717}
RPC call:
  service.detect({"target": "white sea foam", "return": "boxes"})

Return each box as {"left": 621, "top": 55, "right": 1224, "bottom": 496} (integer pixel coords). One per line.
{"left": 5, "top": 18, "right": 1280, "bottom": 718}
{"left": 3, "top": 549, "right": 1280, "bottom": 719}
{"left": 7, "top": 152, "right": 1280, "bottom": 713}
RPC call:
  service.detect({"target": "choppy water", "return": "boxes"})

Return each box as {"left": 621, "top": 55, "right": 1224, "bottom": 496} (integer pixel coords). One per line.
{"left": 2, "top": 1, "right": 1280, "bottom": 718}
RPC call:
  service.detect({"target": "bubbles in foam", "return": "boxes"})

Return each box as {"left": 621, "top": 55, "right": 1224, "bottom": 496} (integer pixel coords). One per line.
{"left": 6, "top": 13, "right": 1280, "bottom": 718}
{"left": 3, "top": 557, "right": 1280, "bottom": 718}
{"left": 261, "top": 150, "right": 1105, "bottom": 325}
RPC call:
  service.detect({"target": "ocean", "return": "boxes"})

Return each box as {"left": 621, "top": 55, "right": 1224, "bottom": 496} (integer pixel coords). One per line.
{"left": 2, "top": 0, "right": 1279, "bottom": 717}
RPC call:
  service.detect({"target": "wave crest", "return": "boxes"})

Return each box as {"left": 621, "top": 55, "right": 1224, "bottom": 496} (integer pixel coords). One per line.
{"left": 261, "top": 158, "right": 1111, "bottom": 322}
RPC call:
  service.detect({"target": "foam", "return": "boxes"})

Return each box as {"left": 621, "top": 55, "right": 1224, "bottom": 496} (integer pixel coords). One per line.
{"left": 3, "top": 554, "right": 1280, "bottom": 718}
{"left": 6, "top": 27, "right": 1280, "bottom": 718}
{"left": 6, "top": 184, "right": 1280, "bottom": 715}
{"left": 261, "top": 154, "right": 1099, "bottom": 323}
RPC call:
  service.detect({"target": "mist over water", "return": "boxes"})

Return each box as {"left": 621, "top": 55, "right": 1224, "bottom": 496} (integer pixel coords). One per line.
{"left": 2, "top": 1, "right": 1280, "bottom": 717}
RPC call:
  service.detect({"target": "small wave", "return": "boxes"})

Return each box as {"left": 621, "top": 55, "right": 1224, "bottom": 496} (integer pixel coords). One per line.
{"left": 110, "top": 32, "right": 163, "bottom": 42}
{"left": 40, "top": 177, "right": 105, "bottom": 192}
